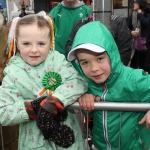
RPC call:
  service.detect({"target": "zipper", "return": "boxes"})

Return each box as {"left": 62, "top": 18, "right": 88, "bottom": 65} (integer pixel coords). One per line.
{"left": 101, "top": 84, "right": 111, "bottom": 150}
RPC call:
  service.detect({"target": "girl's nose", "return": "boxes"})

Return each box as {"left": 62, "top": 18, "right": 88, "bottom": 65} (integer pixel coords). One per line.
{"left": 31, "top": 45, "right": 38, "bottom": 53}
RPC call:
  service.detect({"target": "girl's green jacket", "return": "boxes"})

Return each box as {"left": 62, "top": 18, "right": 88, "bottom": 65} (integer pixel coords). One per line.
{"left": 0, "top": 50, "right": 87, "bottom": 150}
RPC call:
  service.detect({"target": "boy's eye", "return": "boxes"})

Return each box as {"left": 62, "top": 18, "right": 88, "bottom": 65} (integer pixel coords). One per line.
{"left": 81, "top": 61, "right": 88, "bottom": 65}
{"left": 97, "top": 57, "right": 103, "bottom": 61}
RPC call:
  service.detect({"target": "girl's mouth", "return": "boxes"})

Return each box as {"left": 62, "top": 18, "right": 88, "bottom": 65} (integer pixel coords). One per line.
{"left": 30, "top": 56, "right": 39, "bottom": 58}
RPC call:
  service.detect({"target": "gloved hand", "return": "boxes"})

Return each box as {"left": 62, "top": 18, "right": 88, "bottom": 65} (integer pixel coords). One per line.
{"left": 40, "top": 95, "right": 68, "bottom": 121}
{"left": 25, "top": 96, "right": 46, "bottom": 120}
{"left": 36, "top": 107, "right": 75, "bottom": 148}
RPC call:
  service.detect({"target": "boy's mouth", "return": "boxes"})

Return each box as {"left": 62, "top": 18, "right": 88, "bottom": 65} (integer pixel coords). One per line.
{"left": 92, "top": 74, "right": 103, "bottom": 79}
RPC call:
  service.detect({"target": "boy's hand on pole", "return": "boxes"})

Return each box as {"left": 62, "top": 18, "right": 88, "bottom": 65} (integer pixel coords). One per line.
{"left": 95, "top": 96, "right": 100, "bottom": 102}
{"left": 139, "top": 110, "right": 150, "bottom": 130}
{"left": 78, "top": 94, "right": 100, "bottom": 110}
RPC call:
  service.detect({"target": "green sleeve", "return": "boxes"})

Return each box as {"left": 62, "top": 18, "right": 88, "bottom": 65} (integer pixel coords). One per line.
{"left": 134, "top": 70, "right": 150, "bottom": 102}
{"left": 52, "top": 51, "right": 88, "bottom": 107}
{"left": 0, "top": 67, "right": 29, "bottom": 126}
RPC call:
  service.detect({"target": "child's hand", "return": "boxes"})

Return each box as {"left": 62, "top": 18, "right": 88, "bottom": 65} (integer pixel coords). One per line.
{"left": 78, "top": 94, "right": 100, "bottom": 110}
{"left": 139, "top": 110, "right": 150, "bottom": 130}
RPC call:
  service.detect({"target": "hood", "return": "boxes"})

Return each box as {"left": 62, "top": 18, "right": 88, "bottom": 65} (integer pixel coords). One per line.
{"left": 69, "top": 21, "right": 122, "bottom": 86}
{"left": 61, "top": 0, "right": 84, "bottom": 8}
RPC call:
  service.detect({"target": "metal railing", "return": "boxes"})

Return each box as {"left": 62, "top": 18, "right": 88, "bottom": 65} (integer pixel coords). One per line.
{"left": 68, "top": 102, "right": 150, "bottom": 150}
{"left": 0, "top": 102, "right": 150, "bottom": 150}
{"left": 67, "top": 102, "right": 150, "bottom": 112}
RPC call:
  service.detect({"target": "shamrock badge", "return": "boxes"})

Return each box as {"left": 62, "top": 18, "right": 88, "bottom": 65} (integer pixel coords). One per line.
{"left": 42, "top": 72, "right": 62, "bottom": 91}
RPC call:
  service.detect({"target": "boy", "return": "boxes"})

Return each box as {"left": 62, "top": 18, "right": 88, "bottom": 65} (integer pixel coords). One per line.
{"left": 67, "top": 21, "right": 150, "bottom": 150}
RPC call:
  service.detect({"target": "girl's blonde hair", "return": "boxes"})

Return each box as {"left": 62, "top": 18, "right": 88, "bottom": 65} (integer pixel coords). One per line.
{"left": 15, "top": 14, "right": 54, "bottom": 50}
{"left": 0, "top": 14, "right": 54, "bottom": 82}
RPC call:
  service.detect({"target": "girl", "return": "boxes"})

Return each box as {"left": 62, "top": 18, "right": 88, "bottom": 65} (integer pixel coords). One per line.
{"left": 0, "top": 11, "right": 87, "bottom": 150}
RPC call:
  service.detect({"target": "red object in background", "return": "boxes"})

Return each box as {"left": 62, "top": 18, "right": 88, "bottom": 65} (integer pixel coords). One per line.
{"left": 50, "top": 0, "right": 53, "bottom": 8}
{"left": 83, "top": 116, "right": 91, "bottom": 131}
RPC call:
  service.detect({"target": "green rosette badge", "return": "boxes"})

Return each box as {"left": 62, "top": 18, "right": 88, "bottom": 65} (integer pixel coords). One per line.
{"left": 42, "top": 72, "right": 62, "bottom": 91}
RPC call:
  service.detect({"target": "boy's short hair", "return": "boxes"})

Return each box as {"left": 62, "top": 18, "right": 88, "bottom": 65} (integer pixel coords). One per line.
{"left": 67, "top": 43, "right": 105, "bottom": 61}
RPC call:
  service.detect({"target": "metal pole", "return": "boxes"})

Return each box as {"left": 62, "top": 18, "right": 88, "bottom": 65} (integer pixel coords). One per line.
{"left": 5, "top": 0, "right": 11, "bottom": 22}
{"left": 67, "top": 102, "right": 150, "bottom": 112}
{"left": 93, "top": 0, "right": 112, "bottom": 30}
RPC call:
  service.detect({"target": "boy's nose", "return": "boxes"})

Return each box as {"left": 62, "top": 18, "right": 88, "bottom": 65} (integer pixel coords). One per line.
{"left": 91, "top": 63, "right": 99, "bottom": 72}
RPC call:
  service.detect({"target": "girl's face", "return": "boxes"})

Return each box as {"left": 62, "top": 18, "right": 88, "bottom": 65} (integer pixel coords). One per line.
{"left": 17, "top": 24, "right": 50, "bottom": 66}
{"left": 76, "top": 49, "right": 111, "bottom": 84}
{"left": 133, "top": 2, "right": 140, "bottom": 10}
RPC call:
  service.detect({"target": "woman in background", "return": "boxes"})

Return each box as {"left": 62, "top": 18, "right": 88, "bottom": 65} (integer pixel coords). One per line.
{"left": 128, "top": 0, "right": 150, "bottom": 69}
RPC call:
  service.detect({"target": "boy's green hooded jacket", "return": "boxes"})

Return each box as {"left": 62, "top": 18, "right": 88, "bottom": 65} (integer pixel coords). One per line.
{"left": 71, "top": 21, "right": 150, "bottom": 150}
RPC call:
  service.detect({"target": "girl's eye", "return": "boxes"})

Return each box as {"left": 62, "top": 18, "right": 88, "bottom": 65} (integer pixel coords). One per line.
{"left": 23, "top": 43, "right": 29, "bottom": 46}
{"left": 39, "top": 43, "right": 45, "bottom": 46}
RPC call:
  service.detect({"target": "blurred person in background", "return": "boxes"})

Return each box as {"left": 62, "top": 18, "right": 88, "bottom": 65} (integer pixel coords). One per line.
{"left": 49, "top": 0, "right": 92, "bottom": 56}
{"left": 0, "top": 12, "right": 19, "bottom": 150}
{"left": 19, "top": 7, "right": 27, "bottom": 17}
{"left": 128, "top": 0, "right": 150, "bottom": 69}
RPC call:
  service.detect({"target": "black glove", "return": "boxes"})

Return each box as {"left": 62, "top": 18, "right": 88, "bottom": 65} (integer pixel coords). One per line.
{"left": 25, "top": 96, "right": 46, "bottom": 120}
{"left": 36, "top": 107, "right": 75, "bottom": 148}
{"left": 40, "top": 95, "right": 68, "bottom": 121}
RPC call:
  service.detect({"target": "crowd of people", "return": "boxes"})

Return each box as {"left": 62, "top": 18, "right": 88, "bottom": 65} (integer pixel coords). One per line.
{"left": 0, "top": 0, "right": 150, "bottom": 150}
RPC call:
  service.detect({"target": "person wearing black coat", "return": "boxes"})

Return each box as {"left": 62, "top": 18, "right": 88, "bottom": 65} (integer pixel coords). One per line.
{"left": 111, "top": 15, "right": 133, "bottom": 66}
{"left": 128, "top": 0, "right": 150, "bottom": 69}
{"left": 145, "top": 19, "right": 150, "bottom": 73}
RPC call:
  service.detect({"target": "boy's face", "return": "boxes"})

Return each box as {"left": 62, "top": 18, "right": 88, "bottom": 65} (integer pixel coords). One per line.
{"left": 76, "top": 49, "right": 111, "bottom": 84}
{"left": 17, "top": 24, "right": 50, "bottom": 66}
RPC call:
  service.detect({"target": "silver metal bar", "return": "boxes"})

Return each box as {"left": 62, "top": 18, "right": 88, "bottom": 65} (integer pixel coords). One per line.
{"left": 67, "top": 102, "right": 150, "bottom": 112}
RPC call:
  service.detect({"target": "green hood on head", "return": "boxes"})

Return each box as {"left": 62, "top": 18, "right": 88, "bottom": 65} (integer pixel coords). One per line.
{"left": 69, "top": 21, "right": 123, "bottom": 86}
{"left": 71, "top": 21, "right": 121, "bottom": 71}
